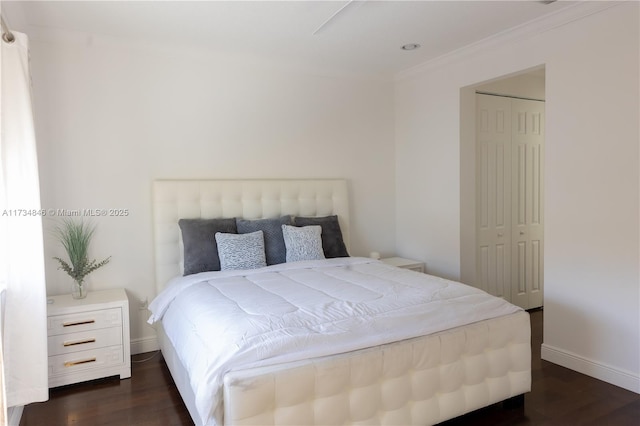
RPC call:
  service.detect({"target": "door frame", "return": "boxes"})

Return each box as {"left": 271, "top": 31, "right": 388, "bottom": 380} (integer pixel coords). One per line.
{"left": 459, "top": 66, "right": 545, "bottom": 294}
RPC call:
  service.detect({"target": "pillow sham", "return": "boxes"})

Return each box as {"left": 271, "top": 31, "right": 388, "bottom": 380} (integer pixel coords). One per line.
{"left": 179, "top": 218, "right": 237, "bottom": 275}
{"left": 282, "top": 225, "right": 325, "bottom": 262}
{"left": 293, "top": 215, "right": 349, "bottom": 258}
{"left": 215, "top": 231, "right": 267, "bottom": 270}
{"left": 236, "top": 215, "right": 292, "bottom": 265}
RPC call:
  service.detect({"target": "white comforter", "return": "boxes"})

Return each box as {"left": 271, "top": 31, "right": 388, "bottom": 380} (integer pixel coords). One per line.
{"left": 148, "top": 257, "right": 521, "bottom": 425}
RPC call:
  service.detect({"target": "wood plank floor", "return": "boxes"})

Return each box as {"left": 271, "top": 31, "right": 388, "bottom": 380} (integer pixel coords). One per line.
{"left": 20, "top": 309, "right": 639, "bottom": 425}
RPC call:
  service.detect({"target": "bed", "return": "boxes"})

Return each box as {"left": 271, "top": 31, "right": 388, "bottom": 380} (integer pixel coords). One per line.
{"left": 149, "top": 179, "right": 531, "bottom": 426}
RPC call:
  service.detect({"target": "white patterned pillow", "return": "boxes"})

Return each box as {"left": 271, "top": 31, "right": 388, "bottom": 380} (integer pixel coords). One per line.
{"left": 215, "top": 231, "right": 267, "bottom": 270}
{"left": 282, "top": 225, "right": 325, "bottom": 262}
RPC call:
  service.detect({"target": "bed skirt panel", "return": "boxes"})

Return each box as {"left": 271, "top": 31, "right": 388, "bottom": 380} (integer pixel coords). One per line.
{"left": 156, "top": 323, "right": 202, "bottom": 423}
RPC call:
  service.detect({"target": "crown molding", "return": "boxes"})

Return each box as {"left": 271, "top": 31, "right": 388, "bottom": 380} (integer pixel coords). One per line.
{"left": 395, "top": 1, "right": 624, "bottom": 82}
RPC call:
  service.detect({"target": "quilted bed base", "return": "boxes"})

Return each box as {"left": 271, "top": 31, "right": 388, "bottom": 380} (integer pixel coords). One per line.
{"left": 221, "top": 310, "right": 531, "bottom": 425}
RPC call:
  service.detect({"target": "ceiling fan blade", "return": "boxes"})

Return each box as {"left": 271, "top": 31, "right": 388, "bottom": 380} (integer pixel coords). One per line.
{"left": 313, "top": 0, "right": 361, "bottom": 35}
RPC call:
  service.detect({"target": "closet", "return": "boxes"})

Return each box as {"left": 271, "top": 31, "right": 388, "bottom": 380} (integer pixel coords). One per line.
{"left": 476, "top": 93, "right": 544, "bottom": 309}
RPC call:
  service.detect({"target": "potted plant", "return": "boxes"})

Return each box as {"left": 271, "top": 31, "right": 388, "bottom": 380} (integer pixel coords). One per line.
{"left": 53, "top": 219, "right": 111, "bottom": 299}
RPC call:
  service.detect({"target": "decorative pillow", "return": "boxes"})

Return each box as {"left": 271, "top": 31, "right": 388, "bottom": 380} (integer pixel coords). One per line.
{"left": 282, "top": 225, "right": 325, "bottom": 262}
{"left": 236, "top": 216, "right": 292, "bottom": 265}
{"left": 293, "top": 215, "right": 349, "bottom": 258}
{"left": 179, "top": 218, "right": 237, "bottom": 275}
{"left": 215, "top": 231, "right": 267, "bottom": 270}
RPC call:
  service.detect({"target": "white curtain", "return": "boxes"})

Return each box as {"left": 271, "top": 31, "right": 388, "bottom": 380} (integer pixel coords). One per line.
{"left": 0, "top": 31, "right": 49, "bottom": 407}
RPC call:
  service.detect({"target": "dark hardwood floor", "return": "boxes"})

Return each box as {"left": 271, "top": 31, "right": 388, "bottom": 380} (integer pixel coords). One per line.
{"left": 20, "top": 309, "right": 640, "bottom": 425}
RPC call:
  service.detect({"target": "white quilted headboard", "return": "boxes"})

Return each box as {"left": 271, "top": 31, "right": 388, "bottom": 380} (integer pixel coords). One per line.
{"left": 152, "top": 179, "right": 350, "bottom": 292}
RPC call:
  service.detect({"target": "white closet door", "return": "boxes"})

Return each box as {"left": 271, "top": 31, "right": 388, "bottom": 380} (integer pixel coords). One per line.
{"left": 476, "top": 94, "right": 544, "bottom": 309}
{"left": 476, "top": 94, "right": 512, "bottom": 301}
{"left": 511, "top": 99, "right": 544, "bottom": 309}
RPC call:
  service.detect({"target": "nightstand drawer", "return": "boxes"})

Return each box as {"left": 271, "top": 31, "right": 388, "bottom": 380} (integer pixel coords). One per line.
{"left": 48, "top": 326, "right": 122, "bottom": 356}
{"left": 48, "top": 345, "right": 124, "bottom": 376}
{"left": 48, "top": 307, "right": 122, "bottom": 336}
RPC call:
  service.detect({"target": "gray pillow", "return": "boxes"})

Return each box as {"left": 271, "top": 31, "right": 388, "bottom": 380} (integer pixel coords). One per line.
{"left": 178, "top": 218, "right": 237, "bottom": 275}
{"left": 215, "top": 231, "right": 267, "bottom": 270}
{"left": 282, "top": 225, "right": 325, "bottom": 262}
{"left": 236, "top": 216, "right": 292, "bottom": 265}
{"left": 293, "top": 215, "right": 349, "bottom": 258}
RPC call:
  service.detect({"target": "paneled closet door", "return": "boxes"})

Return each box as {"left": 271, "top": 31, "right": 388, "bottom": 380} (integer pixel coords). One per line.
{"left": 511, "top": 99, "right": 544, "bottom": 309}
{"left": 476, "top": 94, "right": 512, "bottom": 301}
{"left": 476, "top": 94, "right": 544, "bottom": 309}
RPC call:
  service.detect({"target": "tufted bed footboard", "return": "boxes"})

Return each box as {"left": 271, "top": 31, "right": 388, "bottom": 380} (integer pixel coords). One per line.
{"left": 219, "top": 310, "right": 531, "bottom": 425}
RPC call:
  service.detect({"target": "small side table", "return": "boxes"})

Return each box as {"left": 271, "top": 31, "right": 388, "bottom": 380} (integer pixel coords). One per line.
{"left": 47, "top": 288, "right": 131, "bottom": 387}
{"left": 380, "top": 257, "right": 425, "bottom": 273}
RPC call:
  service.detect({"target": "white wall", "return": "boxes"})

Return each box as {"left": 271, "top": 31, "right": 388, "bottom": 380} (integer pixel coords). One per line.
{"left": 395, "top": 2, "right": 639, "bottom": 392}
{"left": 29, "top": 32, "right": 396, "bottom": 351}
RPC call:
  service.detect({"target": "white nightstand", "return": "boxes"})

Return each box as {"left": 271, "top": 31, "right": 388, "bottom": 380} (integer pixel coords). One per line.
{"left": 381, "top": 257, "right": 425, "bottom": 273}
{"left": 47, "top": 288, "right": 131, "bottom": 388}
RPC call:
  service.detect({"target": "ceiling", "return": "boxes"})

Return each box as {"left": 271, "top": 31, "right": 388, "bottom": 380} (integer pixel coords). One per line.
{"left": 5, "top": 1, "right": 577, "bottom": 76}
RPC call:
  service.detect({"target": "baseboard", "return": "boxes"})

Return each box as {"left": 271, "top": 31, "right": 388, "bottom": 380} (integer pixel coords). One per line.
{"left": 130, "top": 336, "right": 159, "bottom": 355}
{"left": 8, "top": 405, "right": 24, "bottom": 426}
{"left": 541, "top": 343, "right": 640, "bottom": 394}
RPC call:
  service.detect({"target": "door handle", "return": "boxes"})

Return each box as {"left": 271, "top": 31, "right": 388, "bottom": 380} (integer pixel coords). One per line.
{"left": 497, "top": 233, "right": 503, "bottom": 237}
{"left": 520, "top": 231, "right": 525, "bottom": 235}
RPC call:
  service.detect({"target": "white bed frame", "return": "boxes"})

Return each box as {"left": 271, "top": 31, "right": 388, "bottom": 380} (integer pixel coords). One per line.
{"left": 152, "top": 179, "right": 531, "bottom": 426}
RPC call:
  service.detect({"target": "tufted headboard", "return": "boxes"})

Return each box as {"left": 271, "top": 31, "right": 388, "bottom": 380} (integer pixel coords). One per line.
{"left": 152, "top": 179, "right": 350, "bottom": 292}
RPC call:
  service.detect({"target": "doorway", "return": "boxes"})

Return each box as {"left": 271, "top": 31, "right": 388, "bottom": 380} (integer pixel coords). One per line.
{"left": 460, "top": 67, "right": 545, "bottom": 310}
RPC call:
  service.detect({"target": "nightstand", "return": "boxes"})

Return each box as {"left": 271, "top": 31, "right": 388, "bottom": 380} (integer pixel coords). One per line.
{"left": 381, "top": 257, "right": 425, "bottom": 273}
{"left": 47, "top": 288, "right": 131, "bottom": 388}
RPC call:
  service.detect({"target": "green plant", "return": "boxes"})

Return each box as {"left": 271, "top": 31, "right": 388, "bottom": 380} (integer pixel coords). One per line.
{"left": 53, "top": 219, "right": 110, "bottom": 285}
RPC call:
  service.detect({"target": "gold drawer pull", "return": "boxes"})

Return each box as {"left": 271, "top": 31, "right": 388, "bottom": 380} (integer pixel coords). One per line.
{"left": 62, "top": 319, "right": 95, "bottom": 327}
{"left": 63, "top": 338, "right": 96, "bottom": 347}
{"left": 64, "top": 357, "right": 97, "bottom": 367}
